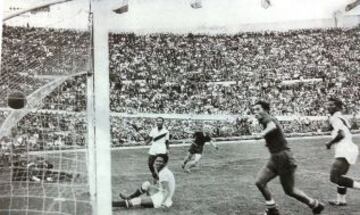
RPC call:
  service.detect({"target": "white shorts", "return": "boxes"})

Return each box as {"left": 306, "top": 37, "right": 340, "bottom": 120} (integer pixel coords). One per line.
{"left": 335, "top": 142, "right": 359, "bottom": 165}
{"left": 150, "top": 192, "right": 172, "bottom": 208}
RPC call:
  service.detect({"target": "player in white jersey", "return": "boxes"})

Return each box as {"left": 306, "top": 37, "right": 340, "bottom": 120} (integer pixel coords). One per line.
{"left": 325, "top": 98, "right": 360, "bottom": 206}
{"left": 146, "top": 117, "right": 170, "bottom": 181}
{"left": 113, "top": 154, "right": 175, "bottom": 209}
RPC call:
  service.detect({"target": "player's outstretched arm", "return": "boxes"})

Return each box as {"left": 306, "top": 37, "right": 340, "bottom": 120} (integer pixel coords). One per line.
{"left": 165, "top": 140, "right": 170, "bottom": 151}
{"left": 209, "top": 140, "right": 218, "bottom": 150}
{"left": 145, "top": 136, "right": 152, "bottom": 145}
{"left": 326, "top": 130, "right": 345, "bottom": 149}
{"left": 255, "top": 121, "right": 277, "bottom": 140}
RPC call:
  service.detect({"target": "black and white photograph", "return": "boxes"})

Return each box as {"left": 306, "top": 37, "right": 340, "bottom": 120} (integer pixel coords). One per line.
{"left": 0, "top": 0, "right": 360, "bottom": 214}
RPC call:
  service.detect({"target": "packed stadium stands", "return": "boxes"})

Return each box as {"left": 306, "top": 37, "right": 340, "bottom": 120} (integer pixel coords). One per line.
{"left": 108, "top": 29, "right": 360, "bottom": 115}
{"left": 0, "top": 25, "right": 359, "bottom": 149}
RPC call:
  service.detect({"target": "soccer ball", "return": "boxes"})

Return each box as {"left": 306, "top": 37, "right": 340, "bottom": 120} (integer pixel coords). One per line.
{"left": 7, "top": 91, "right": 26, "bottom": 109}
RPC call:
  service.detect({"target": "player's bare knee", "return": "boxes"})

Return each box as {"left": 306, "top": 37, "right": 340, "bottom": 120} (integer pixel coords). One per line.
{"left": 141, "top": 181, "right": 151, "bottom": 193}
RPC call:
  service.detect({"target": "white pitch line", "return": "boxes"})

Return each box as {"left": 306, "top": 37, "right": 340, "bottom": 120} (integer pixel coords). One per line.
{"left": 27, "top": 133, "right": 360, "bottom": 154}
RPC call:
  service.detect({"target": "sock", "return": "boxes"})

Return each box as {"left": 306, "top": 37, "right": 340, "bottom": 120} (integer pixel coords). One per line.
{"left": 337, "top": 194, "right": 346, "bottom": 203}
{"left": 309, "top": 199, "right": 317, "bottom": 208}
{"left": 337, "top": 186, "right": 347, "bottom": 202}
{"left": 353, "top": 181, "right": 360, "bottom": 189}
{"left": 112, "top": 200, "right": 128, "bottom": 208}
{"left": 127, "top": 189, "right": 144, "bottom": 199}
{"left": 265, "top": 199, "right": 276, "bottom": 208}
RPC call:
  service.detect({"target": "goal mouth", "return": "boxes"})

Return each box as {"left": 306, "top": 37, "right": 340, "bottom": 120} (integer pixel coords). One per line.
{"left": 0, "top": 0, "right": 94, "bottom": 214}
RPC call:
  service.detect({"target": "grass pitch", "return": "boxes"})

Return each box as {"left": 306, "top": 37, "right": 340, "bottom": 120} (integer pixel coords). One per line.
{"left": 112, "top": 136, "right": 360, "bottom": 215}
{"left": 1, "top": 136, "right": 359, "bottom": 215}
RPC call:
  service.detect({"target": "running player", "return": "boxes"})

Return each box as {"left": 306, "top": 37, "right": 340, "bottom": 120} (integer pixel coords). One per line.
{"left": 181, "top": 126, "right": 218, "bottom": 173}
{"left": 113, "top": 154, "right": 175, "bottom": 209}
{"left": 146, "top": 117, "right": 170, "bottom": 181}
{"left": 325, "top": 98, "right": 360, "bottom": 206}
{"left": 252, "top": 101, "right": 324, "bottom": 215}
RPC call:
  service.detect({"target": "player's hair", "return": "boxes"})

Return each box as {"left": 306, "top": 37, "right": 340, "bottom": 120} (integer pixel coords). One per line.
{"left": 329, "top": 97, "right": 343, "bottom": 110}
{"left": 157, "top": 117, "right": 165, "bottom": 122}
{"left": 155, "top": 153, "right": 169, "bottom": 164}
{"left": 254, "top": 101, "right": 270, "bottom": 113}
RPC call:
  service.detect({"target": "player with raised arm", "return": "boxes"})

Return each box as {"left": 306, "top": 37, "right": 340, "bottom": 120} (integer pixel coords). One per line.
{"left": 252, "top": 101, "right": 324, "bottom": 215}
{"left": 181, "top": 125, "right": 218, "bottom": 173}
{"left": 113, "top": 154, "right": 175, "bottom": 209}
{"left": 325, "top": 98, "right": 360, "bottom": 206}
{"left": 145, "top": 117, "right": 170, "bottom": 181}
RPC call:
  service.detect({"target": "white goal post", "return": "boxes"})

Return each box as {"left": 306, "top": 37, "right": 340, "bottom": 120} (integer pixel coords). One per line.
{"left": 90, "top": 1, "right": 113, "bottom": 214}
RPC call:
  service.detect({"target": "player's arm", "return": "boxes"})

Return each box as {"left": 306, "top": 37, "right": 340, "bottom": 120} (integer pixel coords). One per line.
{"left": 326, "top": 130, "right": 345, "bottom": 149}
{"left": 206, "top": 134, "right": 218, "bottom": 150}
{"left": 159, "top": 181, "right": 171, "bottom": 208}
{"left": 165, "top": 131, "right": 170, "bottom": 152}
{"left": 209, "top": 140, "right": 218, "bottom": 150}
{"left": 326, "top": 117, "right": 345, "bottom": 149}
{"left": 144, "top": 135, "right": 153, "bottom": 145}
{"left": 255, "top": 121, "right": 277, "bottom": 139}
{"left": 165, "top": 140, "right": 170, "bottom": 150}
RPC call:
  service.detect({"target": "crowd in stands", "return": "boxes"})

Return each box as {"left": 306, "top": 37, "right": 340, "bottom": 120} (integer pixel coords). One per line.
{"left": 108, "top": 28, "right": 360, "bottom": 115}
{"left": 1, "top": 25, "right": 360, "bottom": 149}
{"left": 0, "top": 111, "right": 86, "bottom": 151}
{"left": 3, "top": 26, "right": 357, "bottom": 117}
{"left": 0, "top": 25, "right": 89, "bottom": 107}
{"left": 41, "top": 75, "right": 87, "bottom": 111}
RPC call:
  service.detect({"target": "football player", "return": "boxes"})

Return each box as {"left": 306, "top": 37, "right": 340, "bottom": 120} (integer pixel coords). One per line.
{"left": 252, "top": 101, "right": 324, "bottom": 215}
{"left": 181, "top": 126, "right": 218, "bottom": 173}
{"left": 113, "top": 154, "right": 175, "bottom": 209}
{"left": 326, "top": 98, "right": 360, "bottom": 206}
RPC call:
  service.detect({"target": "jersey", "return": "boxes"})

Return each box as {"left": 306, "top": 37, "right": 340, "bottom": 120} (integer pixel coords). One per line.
{"left": 193, "top": 132, "right": 211, "bottom": 147}
{"left": 259, "top": 115, "right": 289, "bottom": 154}
{"left": 188, "top": 132, "right": 211, "bottom": 154}
{"left": 148, "top": 127, "right": 169, "bottom": 155}
{"left": 158, "top": 167, "right": 175, "bottom": 207}
{"left": 329, "top": 111, "right": 358, "bottom": 165}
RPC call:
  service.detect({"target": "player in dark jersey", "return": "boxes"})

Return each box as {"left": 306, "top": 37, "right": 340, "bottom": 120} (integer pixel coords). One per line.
{"left": 181, "top": 128, "right": 218, "bottom": 173}
{"left": 252, "top": 101, "right": 324, "bottom": 215}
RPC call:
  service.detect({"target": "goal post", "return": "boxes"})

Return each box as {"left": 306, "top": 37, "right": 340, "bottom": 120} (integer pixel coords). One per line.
{"left": 91, "top": 1, "right": 113, "bottom": 214}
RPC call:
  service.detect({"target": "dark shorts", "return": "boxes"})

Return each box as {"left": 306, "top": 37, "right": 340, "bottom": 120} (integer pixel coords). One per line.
{"left": 266, "top": 150, "right": 297, "bottom": 175}
{"left": 189, "top": 144, "right": 203, "bottom": 154}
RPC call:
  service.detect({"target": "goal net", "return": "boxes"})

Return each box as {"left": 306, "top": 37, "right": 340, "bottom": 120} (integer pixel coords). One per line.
{"left": 0, "top": 1, "right": 93, "bottom": 214}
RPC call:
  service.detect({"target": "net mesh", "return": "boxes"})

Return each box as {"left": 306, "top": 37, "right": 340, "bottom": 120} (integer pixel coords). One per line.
{"left": 0, "top": 1, "right": 92, "bottom": 214}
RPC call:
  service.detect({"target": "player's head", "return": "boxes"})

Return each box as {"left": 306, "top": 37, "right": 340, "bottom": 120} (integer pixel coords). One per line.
{"left": 252, "top": 101, "right": 270, "bottom": 120}
{"left": 154, "top": 153, "right": 169, "bottom": 171}
{"left": 156, "top": 117, "right": 164, "bottom": 129}
{"left": 327, "top": 97, "right": 343, "bottom": 115}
